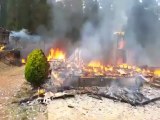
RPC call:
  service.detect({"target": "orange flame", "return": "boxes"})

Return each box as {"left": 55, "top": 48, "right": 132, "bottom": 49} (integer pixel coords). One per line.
{"left": 154, "top": 69, "right": 160, "bottom": 76}
{"left": 119, "top": 64, "right": 134, "bottom": 70}
{"left": 0, "top": 45, "right": 5, "bottom": 51}
{"left": 86, "top": 60, "right": 105, "bottom": 76}
{"left": 88, "top": 60, "right": 103, "bottom": 68}
{"left": 84, "top": 61, "right": 153, "bottom": 77}
{"left": 21, "top": 59, "right": 26, "bottom": 64}
{"left": 104, "top": 66, "right": 113, "bottom": 72}
{"left": 118, "top": 39, "right": 125, "bottom": 49}
{"left": 47, "top": 48, "right": 65, "bottom": 61}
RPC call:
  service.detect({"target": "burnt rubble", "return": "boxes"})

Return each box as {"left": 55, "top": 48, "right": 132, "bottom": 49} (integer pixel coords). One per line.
{"left": 80, "top": 76, "right": 160, "bottom": 106}
{"left": 19, "top": 77, "right": 160, "bottom": 106}
{"left": 20, "top": 50, "right": 160, "bottom": 106}
{"left": 48, "top": 58, "right": 160, "bottom": 106}
{"left": 96, "top": 86, "right": 160, "bottom": 106}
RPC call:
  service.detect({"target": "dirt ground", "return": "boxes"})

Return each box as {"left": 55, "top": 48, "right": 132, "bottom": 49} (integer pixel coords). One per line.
{"left": 48, "top": 94, "right": 160, "bottom": 120}
{"left": 0, "top": 62, "right": 25, "bottom": 119}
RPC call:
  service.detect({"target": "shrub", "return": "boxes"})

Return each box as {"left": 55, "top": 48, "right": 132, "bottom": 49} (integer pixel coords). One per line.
{"left": 25, "top": 49, "right": 49, "bottom": 87}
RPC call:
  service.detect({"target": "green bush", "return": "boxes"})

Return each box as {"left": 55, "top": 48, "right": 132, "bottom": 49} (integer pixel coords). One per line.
{"left": 25, "top": 49, "right": 49, "bottom": 87}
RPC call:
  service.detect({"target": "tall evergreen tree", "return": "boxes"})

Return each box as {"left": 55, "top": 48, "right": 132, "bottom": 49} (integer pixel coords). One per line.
{"left": 7, "top": 0, "right": 19, "bottom": 30}
{"left": 30, "top": 0, "right": 51, "bottom": 33}
{"left": 6, "top": 0, "right": 51, "bottom": 33}
{"left": 0, "top": 0, "right": 7, "bottom": 27}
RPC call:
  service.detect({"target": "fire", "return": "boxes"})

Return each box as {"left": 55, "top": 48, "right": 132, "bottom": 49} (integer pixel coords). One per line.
{"left": 20, "top": 48, "right": 65, "bottom": 64}
{"left": 19, "top": 47, "right": 159, "bottom": 79}
{"left": 0, "top": 45, "right": 5, "bottom": 51}
{"left": 135, "top": 67, "right": 142, "bottom": 72}
{"left": 119, "top": 64, "right": 129, "bottom": 69}
{"left": 47, "top": 48, "right": 65, "bottom": 61}
{"left": 104, "top": 66, "right": 113, "bottom": 72}
{"left": 21, "top": 59, "right": 26, "bottom": 64}
{"left": 118, "top": 39, "right": 125, "bottom": 49}
{"left": 154, "top": 69, "right": 160, "bottom": 76}
{"left": 83, "top": 61, "right": 154, "bottom": 77}
{"left": 88, "top": 60, "right": 103, "bottom": 68}
{"left": 85, "top": 60, "right": 105, "bottom": 76}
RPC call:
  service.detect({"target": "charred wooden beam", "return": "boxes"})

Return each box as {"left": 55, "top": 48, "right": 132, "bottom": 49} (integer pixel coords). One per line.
{"left": 100, "top": 93, "right": 160, "bottom": 106}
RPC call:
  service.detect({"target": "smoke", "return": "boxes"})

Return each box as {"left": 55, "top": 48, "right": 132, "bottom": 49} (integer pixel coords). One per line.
{"left": 10, "top": 29, "right": 41, "bottom": 42}
{"left": 125, "top": 0, "right": 160, "bottom": 66}
{"left": 80, "top": 0, "right": 160, "bottom": 66}
{"left": 8, "top": 0, "right": 160, "bottom": 66}
{"left": 80, "top": 0, "right": 135, "bottom": 64}
{"left": 47, "top": 0, "right": 83, "bottom": 39}
{"left": 9, "top": 28, "right": 76, "bottom": 58}
{"left": 9, "top": 29, "right": 44, "bottom": 58}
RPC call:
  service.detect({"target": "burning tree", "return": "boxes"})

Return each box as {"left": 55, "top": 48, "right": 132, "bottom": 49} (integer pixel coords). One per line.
{"left": 25, "top": 49, "right": 49, "bottom": 87}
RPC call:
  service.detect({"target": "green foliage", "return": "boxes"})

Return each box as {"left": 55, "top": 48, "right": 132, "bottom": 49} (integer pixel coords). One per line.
{"left": 1, "top": 0, "right": 160, "bottom": 42}
{"left": 6, "top": 0, "right": 51, "bottom": 32}
{"left": 0, "top": 0, "right": 7, "bottom": 27}
{"left": 25, "top": 49, "right": 49, "bottom": 87}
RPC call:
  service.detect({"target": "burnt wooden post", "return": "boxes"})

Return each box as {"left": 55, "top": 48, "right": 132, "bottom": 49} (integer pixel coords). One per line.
{"left": 113, "top": 32, "right": 127, "bottom": 65}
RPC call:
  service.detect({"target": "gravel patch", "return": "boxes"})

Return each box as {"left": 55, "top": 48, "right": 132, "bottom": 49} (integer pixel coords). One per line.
{"left": 48, "top": 87, "right": 160, "bottom": 120}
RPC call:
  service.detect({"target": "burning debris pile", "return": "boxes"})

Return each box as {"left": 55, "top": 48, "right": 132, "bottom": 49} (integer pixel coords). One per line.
{"left": 45, "top": 47, "right": 160, "bottom": 80}
{"left": 47, "top": 49, "right": 160, "bottom": 105}
{"left": 20, "top": 47, "right": 160, "bottom": 106}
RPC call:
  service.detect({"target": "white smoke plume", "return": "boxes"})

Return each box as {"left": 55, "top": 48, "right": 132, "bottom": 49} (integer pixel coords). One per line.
{"left": 9, "top": 0, "right": 160, "bottom": 66}
{"left": 10, "top": 29, "right": 41, "bottom": 42}
{"left": 80, "top": 0, "right": 160, "bottom": 66}
{"left": 9, "top": 29, "right": 44, "bottom": 58}
{"left": 80, "top": 0, "right": 135, "bottom": 64}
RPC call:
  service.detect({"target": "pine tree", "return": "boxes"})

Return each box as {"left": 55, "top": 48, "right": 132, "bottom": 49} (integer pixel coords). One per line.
{"left": 6, "top": 0, "right": 51, "bottom": 32}
{"left": 0, "top": 0, "right": 7, "bottom": 27}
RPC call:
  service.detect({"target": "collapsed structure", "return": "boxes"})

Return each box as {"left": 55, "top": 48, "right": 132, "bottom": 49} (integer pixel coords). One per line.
{"left": 0, "top": 27, "right": 21, "bottom": 65}
{"left": 41, "top": 43, "right": 160, "bottom": 106}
